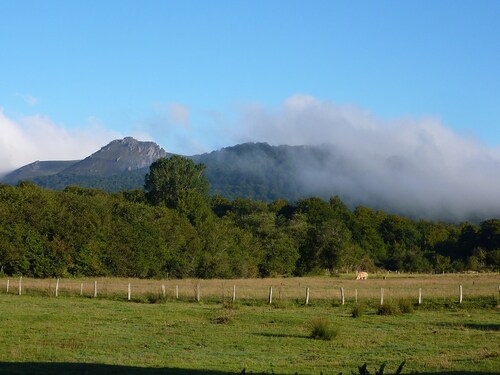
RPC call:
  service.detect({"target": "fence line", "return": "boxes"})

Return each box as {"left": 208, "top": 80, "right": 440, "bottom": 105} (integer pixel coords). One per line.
{"left": 1, "top": 276, "right": 499, "bottom": 305}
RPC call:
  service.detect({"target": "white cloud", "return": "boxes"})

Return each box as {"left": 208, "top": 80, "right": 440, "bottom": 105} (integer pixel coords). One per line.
{"left": 4, "top": 94, "right": 496, "bottom": 220}
{"left": 229, "top": 95, "right": 500, "bottom": 220}
{"left": 0, "top": 109, "right": 121, "bottom": 176}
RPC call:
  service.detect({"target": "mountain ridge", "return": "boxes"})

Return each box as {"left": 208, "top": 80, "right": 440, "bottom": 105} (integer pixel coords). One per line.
{"left": 2, "top": 137, "right": 500, "bottom": 222}
{"left": 1, "top": 138, "right": 330, "bottom": 203}
{"left": 1, "top": 137, "right": 168, "bottom": 183}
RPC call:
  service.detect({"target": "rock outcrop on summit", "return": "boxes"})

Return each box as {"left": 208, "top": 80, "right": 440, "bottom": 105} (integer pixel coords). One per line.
{"left": 62, "top": 137, "right": 168, "bottom": 176}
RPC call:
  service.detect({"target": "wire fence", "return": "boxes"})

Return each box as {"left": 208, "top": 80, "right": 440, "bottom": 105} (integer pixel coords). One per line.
{"left": 1, "top": 273, "right": 499, "bottom": 305}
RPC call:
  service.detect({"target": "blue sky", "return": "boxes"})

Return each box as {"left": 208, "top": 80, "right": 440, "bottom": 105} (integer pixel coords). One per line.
{"left": 1, "top": 0, "right": 500, "bottom": 174}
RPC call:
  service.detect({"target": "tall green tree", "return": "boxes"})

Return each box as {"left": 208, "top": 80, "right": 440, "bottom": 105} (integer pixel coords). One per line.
{"left": 351, "top": 206, "right": 388, "bottom": 264}
{"left": 295, "top": 197, "right": 353, "bottom": 274}
{"left": 145, "top": 156, "right": 209, "bottom": 208}
{"left": 145, "top": 156, "right": 210, "bottom": 225}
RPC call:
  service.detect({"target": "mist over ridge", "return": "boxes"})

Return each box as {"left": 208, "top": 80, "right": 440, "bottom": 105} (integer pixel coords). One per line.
{"left": 2, "top": 95, "right": 500, "bottom": 222}
{"left": 219, "top": 95, "right": 500, "bottom": 222}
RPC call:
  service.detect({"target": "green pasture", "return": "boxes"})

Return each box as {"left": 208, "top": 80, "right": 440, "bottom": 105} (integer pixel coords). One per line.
{"left": 0, "top": 292, "right": 498, "bottom": 374}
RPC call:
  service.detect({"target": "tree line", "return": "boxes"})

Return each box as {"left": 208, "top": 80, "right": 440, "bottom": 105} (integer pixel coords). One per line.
{"left": 0, "top": 156, "right": 498, "bottom": 278}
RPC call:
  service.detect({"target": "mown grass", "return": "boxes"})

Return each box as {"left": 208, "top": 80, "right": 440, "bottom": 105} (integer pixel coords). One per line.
{"left": 0, "top": 291, "right": 498, "bottom": 374}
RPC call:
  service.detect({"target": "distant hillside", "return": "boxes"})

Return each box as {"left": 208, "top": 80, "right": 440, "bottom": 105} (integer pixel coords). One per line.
{"left": 3, "top": 137, "right": 499, "bottom": 221}
{"left": 193, "top": 143, "right": 320, "bottom": 202}
{"left": 1, "top": 160, "right": 80, "bottom": 184}
{"left": 2, "top": 139, "right": 333, "bottom": 200}
{"left": 2, "top": 137, "right": 168, "bottom": 192}
{"left": 63, "top": 137, "right": 168, "bottom": 176}
{"left": 31, "top": 168, "right": 149, "bottom": 192}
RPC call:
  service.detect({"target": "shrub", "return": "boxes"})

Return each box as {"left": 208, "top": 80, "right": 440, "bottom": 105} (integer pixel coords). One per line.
{"left": 310, "top": 317, "right": 338, "bottom": 340}
{"left": 222, "top": 300, "right": 239, "bottom": 310}
{"left": 272, "top": 299, "right": 292, "bottom": 309}
{"left": 351, "top": 304, "right": 366, "bottom": 318}
{"left": 377, "top": 301, "right": 400, "bottom": 316}
{"left": 212, "top": 312, "right": 233, "bottom": 324}
{"left": 398, "top": 298, "right": 414, "bottom": 314}
{"left": 144, "top": 293, "right": 167, "bottom": 304}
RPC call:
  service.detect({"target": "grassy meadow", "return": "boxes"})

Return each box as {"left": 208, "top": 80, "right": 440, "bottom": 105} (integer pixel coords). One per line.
{"left": 0, "top": 274, "right": 499, "bottom": 374}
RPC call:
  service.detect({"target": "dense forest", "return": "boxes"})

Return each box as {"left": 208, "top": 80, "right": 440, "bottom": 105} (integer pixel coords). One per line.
{"left": 0, "top": 156, "right": 498, "bottom": 279}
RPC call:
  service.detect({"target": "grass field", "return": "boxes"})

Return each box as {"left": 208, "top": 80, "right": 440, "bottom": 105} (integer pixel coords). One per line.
{"left": 2, "top": 272, "right": 499, "bottom": 303}
{"left": 0, "top": 274, "right": 499, "bottom": 374}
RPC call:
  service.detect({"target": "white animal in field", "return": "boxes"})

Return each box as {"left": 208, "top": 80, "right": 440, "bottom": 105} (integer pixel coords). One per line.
{"left": 355, "top": 271, "right": 368, "bottom": 280}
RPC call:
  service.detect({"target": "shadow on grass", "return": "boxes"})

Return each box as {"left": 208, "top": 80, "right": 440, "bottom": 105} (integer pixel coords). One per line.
{"left": 0, "top": 363, "right": 498, "bottom": 375}
{"left": 0, "top": 363, "right": 243, "bottom": 375}
{"left": 436, "top": 322, "right": 500, "bottom": 331}
{"left": 254, "top": 332, "right": 310, "bottom": 339}
{"left": 463, "top": 323, "right": 500, "bottom": 331}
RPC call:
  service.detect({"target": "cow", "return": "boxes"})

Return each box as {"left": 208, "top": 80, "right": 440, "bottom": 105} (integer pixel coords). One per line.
{"left": 355, "top": 271, "right": 368, "bottom": 280}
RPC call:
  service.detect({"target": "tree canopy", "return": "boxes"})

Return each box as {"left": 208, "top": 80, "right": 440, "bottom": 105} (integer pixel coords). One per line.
{"left": 0, "top": 160, "right": 498, "bottom": 279}
{"left": 145, "top": 156, "right": 209, "bottom": 209}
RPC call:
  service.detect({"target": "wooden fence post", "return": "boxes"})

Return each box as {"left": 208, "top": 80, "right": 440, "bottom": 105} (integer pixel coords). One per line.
{"left": 161, "top": 284, "right": 166, "bottom": 298}
{"left": 459, "top": 285, "right": 463, "bottom": 304}
{"left": 305, "top": 287, "right": 310, "bottom": 305}
{"left": 55, "top": 278, "right": 60, "bottom": 297}
{"left": 196, "top": 283, "right": 200, "bottom": 302}
{"left": 94, "top": 280, "right": 97, "bottom": 298}
{"left": 6, "top": 279, "right": 9, "bottom": 293}
{"left": 340, "top": 287, "right": 345, "bottom": 305}
{"left": 380, "top": 287, "right": 384, "bottom": 305}
{"left": 19, "top": 276, "right": 22, "bottom": 296}
{"left": 80, "top": 283, "right": 83, "bottom": 296}
{"left": 128, "top": 283, "right": 131, "bottom": 301}
{"left": 232, "top": 285, "right": 236, "bottom": 303}
{"left": 176, "top": 285, "right": 179, "bottom": 299}
{"left": 268, "top": 287, "right": 273, "bottom": 304}
{"left": 418, "top": 288, "right": 422, "bottom": 305}
{"left": 355, "top": 288, "right": 358, "bottom": 304}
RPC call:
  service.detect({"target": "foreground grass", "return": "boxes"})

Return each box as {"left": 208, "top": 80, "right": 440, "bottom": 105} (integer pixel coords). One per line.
{"left": 0, "top": 294, "right": 498, "bottom": 374}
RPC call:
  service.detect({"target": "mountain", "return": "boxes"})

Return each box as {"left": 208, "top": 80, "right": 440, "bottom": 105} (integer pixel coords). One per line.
{"left": 1, "top": 137, "right": 168, "bottom": 191}
{"left": 1, "top": 138, "right": 353, "bottom": 203}
{"left": 193, "top": 142, "right": 327, "bottom": 202}
{"left": 3, "top": 137, "right": 499, "bottom": 221}
{"left": 1, "top": 160, "right": 80, "bottom": 184}
{"left": 62, "top": 137, "right": 168, "bottom": 176}
{"left": 1, "top": 138, "right": 327, "bottom": 200}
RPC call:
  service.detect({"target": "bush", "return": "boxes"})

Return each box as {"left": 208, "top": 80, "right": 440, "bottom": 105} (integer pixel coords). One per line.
{"left": 212, "top": 312, "right": 233, "bottom": 324}
{"left": 144, "top": 293, "right": 167, "bottom": 304}
{"left": 398, "top": 298, "right": 414, "bottom": 314}
{"left": 222, "top": 300, "right": 239, "bottom": 310}
{"left": 272, "top": 299, "right": 293, "bottom": 309}
{"left": 310, "top": 317, "right": 338, "bottom": 340}
{"left": 351, "top": 304, "right": 366, "bottom": 318}
{"left": 377, "top": 301, "right": 400, "bottom": 316}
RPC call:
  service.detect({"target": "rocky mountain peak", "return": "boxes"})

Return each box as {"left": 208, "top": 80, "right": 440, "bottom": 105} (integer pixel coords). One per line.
{"left": 62, "top": 137, "right": 168, "bottom": 176}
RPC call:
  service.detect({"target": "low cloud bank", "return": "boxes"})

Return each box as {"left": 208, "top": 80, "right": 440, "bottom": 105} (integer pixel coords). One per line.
{"left": 2, "top": 95, "right": 499, "bottom": 221}
{"left": 0, "top": 110, "right": 120, "bottom": 176}
{"left": 231, "top": 95, "right": 500, "bottom": 221}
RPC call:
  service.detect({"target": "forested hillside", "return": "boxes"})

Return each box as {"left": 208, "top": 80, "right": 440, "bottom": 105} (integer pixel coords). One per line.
{"left": 0, "top": 157, "right": 498, "bottom": 279}
{"left": 5, "top": 140, "right": 500, "bottom": 222}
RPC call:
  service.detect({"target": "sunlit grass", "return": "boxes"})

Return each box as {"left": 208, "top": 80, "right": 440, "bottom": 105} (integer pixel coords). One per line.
{"left": 1, "top": 273, "right": 499, "bottom": 305}
{"left": 0, "top": 290, "right": 498, "bottom": 374}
